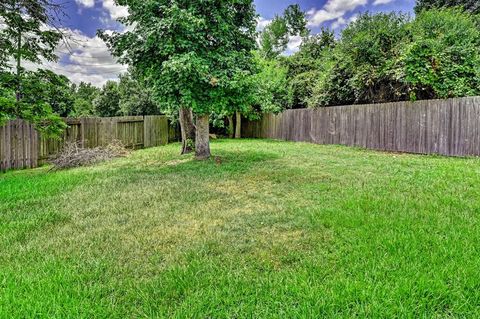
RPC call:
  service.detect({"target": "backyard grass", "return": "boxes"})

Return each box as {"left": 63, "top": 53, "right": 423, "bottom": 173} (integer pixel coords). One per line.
{"left": 1, "top": 139, "right": 480, "bottom": 318}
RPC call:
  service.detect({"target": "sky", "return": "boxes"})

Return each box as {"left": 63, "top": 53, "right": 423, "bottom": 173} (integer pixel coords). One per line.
{"left": 44, "top": 0, "right": 415, "bottom": 86}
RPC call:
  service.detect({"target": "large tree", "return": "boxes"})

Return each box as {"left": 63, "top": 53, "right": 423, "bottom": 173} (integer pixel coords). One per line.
{"left": 31, "top": 69, "right": 75, "bottom": 117}
{"left": 101, "top": 0, "right": 257, "bottom": 159}
{"left": 415, "top": 0, "right": 480, "bottom": 14}
{"left": 0, "top": 0, "right": 66, "bottom": 135}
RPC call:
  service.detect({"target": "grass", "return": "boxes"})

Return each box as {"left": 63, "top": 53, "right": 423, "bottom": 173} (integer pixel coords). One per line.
{"left": 1, "top": 139, "right": 480, "bottom": 318}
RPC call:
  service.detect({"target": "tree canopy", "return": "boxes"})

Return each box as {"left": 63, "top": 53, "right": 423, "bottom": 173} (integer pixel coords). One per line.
{"left": 280, "top": 9, "right": 480, "bottom": 108}
{"left": 100, "top": 0, "right": 258, "bottom": 159}
{"left": 0, "top": 0, "right": 66, "bottom": 135}
{"left": 259, "top": 4, "right": 309, "bottom": 60}
{"left": 415, "top": 0, "right": 480, "bottom": 14}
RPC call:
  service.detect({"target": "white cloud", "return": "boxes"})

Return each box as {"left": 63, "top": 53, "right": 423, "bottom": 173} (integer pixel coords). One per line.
{"left": 286, "top": 35, "right": 302, "bottom": 54}
{"left": 2, "top": 14, "right": 126, "bottom": 87}
{"left": 102, "top": 0, "right": 129, "bottom": 20}
{"left": 257, "top": 17, "right": 272, "bottom": 31}
{"left": 373, "top": 0, "right": 395, "bottom": 5}
{"left": 23, "top": 28, "right": 128, "bottom": 87}
{"left": 55, "top": 29, "right": 127, "bottom": 86}
{"left": 331, "top": 14, "right": 359, "bottom": 29}
{"left": 75, "top": 0, "right": 95, "bottom": 8}
{"left": 307, "top": 0, "right": 367, "bottom": 27}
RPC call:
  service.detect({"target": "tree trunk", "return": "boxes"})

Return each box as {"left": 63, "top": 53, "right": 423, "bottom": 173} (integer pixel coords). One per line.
{"left": 179, "top": 107, "right": 196, "bottom": 155}
{"left": 15, "top": 29, "right": 22, "bottom": 110}
{"left": 227, "top": 115, "right": 234, "bottom": 138}
{"left": 195, "top": 114, "right": 211, "bottom": 160}
{"left": 235, "top": 111, "right": 241, "bottom": 139}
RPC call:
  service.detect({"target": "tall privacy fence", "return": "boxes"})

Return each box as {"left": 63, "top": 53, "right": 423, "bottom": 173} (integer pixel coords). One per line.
{"left": 242, "top": 96, "right": 480, "bottom": 157}
{"left": 0, "top": 115, "right": 174, "bottom": 171}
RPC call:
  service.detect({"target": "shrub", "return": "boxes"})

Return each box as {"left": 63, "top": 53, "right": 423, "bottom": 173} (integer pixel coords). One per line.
{"left": 400, "top": 9, "right": 480, "bottom": 100}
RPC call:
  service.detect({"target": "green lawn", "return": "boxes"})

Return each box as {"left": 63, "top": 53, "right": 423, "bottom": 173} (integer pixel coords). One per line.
{"left": 1, "top": 139, "right": 480, "bottom": 318}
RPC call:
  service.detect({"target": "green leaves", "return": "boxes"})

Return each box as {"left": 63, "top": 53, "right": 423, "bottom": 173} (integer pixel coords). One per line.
{"left": 248, "top": 52, "right": 291, "bottom": 117}
{"left": 0, "top": 70, "right": 66, "bottom": 137}
{"left": 93, "top": 81, "right": 121, "bottom": 117}
{"left": 259, "top": 4, "right": 309, "bottom": 59}
{"left": 306, "top": 9, "right": 480, "bottom": 107}
{"left": 401, "top": 9, "right": 480, "bottom": 100}
{"left": 0, "top": 0, "right": 65, "bottom": 137}
{"left": 0, "top": 0, "right": 62, "bottom": 69}
{"left": 101, "top": 0, "right": 257, "bottom": 117}
{"left": 118, "top": 74, "right": 160, "bottom": 116}
{"left": 414, "top": 0, "right": 480, "bottom": 14}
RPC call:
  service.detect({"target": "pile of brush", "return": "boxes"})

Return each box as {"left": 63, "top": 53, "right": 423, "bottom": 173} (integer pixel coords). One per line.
{"left": 49, "top": 140, "right": 129, "bottom": 170}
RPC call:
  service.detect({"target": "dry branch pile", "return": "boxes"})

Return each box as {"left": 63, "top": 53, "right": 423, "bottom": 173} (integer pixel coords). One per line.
{"left": 49, "top": 140, "right": 129, "bottom": 170}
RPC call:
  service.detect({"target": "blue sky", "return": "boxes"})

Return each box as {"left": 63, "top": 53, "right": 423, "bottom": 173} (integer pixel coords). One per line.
{"left": 48, "top": 0, "right": 415, "bottom": 86}
{"left": 66, "top": 0, "right": 415, "bottom": 37}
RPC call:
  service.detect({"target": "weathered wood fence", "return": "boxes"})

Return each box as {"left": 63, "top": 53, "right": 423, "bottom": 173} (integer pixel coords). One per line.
{"left": 242, "top": 96, "right": 480, "bottom": 157}
{"left": 1, "top": 115, "right": 171, "bottom": 171}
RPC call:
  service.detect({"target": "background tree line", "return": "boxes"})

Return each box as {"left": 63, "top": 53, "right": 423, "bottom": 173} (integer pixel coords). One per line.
{"left": 258, "top": 1, "right": 480, "bottom": 109}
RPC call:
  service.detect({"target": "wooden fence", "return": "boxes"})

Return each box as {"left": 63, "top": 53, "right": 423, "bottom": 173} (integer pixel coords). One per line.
{"left": 1, "top": 115, "right": 170, "bottom": 171}
{"left": 242, "top": 96, "right": 480, "bottom": 157}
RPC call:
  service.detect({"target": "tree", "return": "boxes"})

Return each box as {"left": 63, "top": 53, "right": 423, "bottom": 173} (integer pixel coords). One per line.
{"left": 32, "top": 70, "right": 75, "bottom": 117}
{"left": 415, "top": 0, "right": 480, "bottom": 14}
{"left": 251, "top": 52, "right": 291, "bottom": 115}
{"left": 401, "top": 9, "right": 480, "bottom": 100}
{"left": 310, "top": 13, "right": 410, "bottom": 106}
{"left": 283, "top": 28, "right": 336, "bottom": 108}
{"left": 307, "top": 9, "right": 480, "bottom": 107}
{"left": 101, "top": 0, "right": 258, "bottom": 159}
{"left": 0, "top": 0, "right": 66, "bottom": 135}
{"left": 1, "top": 70, "right": 67, "bottom": 135}
{"left": 117, "top": 73, "right": 160, "bottom": 116}
{"left": 71, "top": 82, "right": 100, "bottom": 117}
{"left": 259, "top": 4, "right": 309, "bottom": 59}
{"left": 94, "top": 81, "right": 121, "bottom": 117}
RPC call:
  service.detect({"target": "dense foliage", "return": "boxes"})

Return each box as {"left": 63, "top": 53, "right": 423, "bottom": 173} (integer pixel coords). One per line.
{"left": 91, "top": 75, "right": 160, "bottom": 117}
{"left": 117, "top": 74, "right": 160, "bottom": 116}
{"left": 278, "top": 9, "right": 480, "bottom": 108}
{"left": 415, "top": 0, "right": 480, "bottom": 14}
{"left": 309, "top": 13, "right": 411, "bottom": 106}
{"left": 249, "top": 52, "right": 291, "bottom": 116}
{"left": 93, "top": 81, "right": 121, "bottom": 117}
{"left": 71, "top": 82, "right": 100, "bottom": 117}
{"left": 403, "top": 9, "right": 480, "bottom": 100}
{"left": 282, "top": 28, "right": 336, "bottom": 108}
{"left": 259, "top": 4, "right": 309, "bottom": 59}
{"left": 0, "top": 0, "right": 66, "bottom": 135}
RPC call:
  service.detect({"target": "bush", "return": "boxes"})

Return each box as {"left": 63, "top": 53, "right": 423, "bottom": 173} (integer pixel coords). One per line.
{"left": 310, "top": 12, "right": 410, "bottom": 106}
{"left": 308, "top": 9, "right": 480, "bottom": 107}
{"left": 401, "top": 9, "right": 480, "bottom": 100}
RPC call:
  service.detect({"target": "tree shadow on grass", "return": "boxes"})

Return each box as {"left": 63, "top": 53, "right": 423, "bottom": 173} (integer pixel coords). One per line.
{"left": 106, "top": 146, "right": 282, "bottom": 181}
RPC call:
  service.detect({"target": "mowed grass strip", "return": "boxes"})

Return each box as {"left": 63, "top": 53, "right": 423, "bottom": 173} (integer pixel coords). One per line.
{"left": 1, "top": 139, "right": 480, "bottom": 318}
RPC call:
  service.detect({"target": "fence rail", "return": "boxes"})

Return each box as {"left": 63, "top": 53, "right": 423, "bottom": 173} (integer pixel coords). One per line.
{"left": 1, "top": 115, "right": 170, "bottom": 171}
{"left": 242, "top": 96, "right": 480, "bottom": 157}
